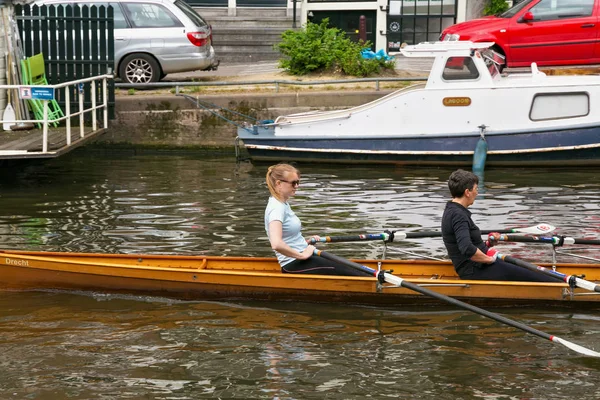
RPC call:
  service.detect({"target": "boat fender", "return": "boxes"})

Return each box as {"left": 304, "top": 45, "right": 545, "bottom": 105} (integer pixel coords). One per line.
{"left": 472, "top": 125, "right": 488, "bottom": 173}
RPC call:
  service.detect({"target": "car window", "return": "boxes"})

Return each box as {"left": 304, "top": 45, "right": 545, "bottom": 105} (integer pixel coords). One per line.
{"left": 528, "top": 0, "right": 594, "bottom": 20}
{"left": 500, "top": 0, "right": 535, "bottom": 18}
{"left": 122, "top": 3, "right": 183, "bottom": 28}
{"left": 174, "top": 0, "right": 207, "bottom": 28}
{"left": 82, "top": 2, "right": 129, "bottom": 29}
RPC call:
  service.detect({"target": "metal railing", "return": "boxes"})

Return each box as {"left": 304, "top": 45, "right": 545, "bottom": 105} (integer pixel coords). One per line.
{"left": 1, "top": 74, "right": 112, "bottom": 153}
{"left": 115, "top": 76, "right": 428, "bottom": 93}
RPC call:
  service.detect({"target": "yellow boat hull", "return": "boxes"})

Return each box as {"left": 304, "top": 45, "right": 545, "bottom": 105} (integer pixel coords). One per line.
{"left": 1, "top": 250, "right": 598, "bottom": 307}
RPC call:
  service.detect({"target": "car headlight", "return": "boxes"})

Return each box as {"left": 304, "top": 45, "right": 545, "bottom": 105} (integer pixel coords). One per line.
{"left": 442, "top": 34, "right": 460, "bottom": 41}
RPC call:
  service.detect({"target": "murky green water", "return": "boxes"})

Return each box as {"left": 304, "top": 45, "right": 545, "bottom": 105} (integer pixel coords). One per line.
{"left": 1, "top": 149, "right": 600, "bottom": 398}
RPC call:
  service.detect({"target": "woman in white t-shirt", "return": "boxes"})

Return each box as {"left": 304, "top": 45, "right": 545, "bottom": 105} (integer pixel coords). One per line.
{"left": 264, "top": 163, "right": 371, "bottom": 276}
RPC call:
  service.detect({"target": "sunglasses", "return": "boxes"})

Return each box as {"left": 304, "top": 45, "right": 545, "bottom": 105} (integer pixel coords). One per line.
{"left": 280, "top": 179, "right": 300, "bottom": 187}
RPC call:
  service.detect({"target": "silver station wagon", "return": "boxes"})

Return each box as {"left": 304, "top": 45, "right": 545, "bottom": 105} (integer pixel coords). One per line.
{"left": 33, "top": 0, "right": 219, "bottom": 83}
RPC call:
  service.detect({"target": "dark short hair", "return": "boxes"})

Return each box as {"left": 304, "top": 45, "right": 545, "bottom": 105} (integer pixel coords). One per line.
{"left": 448, "top": 169, "right": 479, "bottom": 198}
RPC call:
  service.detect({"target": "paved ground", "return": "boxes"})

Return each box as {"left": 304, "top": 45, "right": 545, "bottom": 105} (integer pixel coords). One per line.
{"left": 128, "top": 53, "right": 600, "bottom": 84}
{"left": 164, "top": 56, "right": 434, "bottom": 82}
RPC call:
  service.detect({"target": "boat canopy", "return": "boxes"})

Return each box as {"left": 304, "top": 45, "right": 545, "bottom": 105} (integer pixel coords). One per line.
{"left": 400, "top": 41, "right": 496, "bottom": 58}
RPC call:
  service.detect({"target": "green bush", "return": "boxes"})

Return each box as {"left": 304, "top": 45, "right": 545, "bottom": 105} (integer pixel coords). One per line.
{"left": 275, "top": 19, "right": 395, "bottom": 77}
{"left": 484, "top": 0, "right": 509, "bottom": 16}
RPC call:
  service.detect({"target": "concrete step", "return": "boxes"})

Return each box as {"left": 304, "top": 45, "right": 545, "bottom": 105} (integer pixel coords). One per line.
{"left": 205, "top": 16, "right": 297, "bottom": 28}
{"left": 193, "top": 7, "right": 229, "bottom": 18}
{"left": 194, "top": 7, "right": 290, "bottom": 18}
{"left": 214, "top": 37, "right": 283, "bottom": 45}
{"left": 235, "top": 7, "right": 289, "bottom": 17}
{"left": 215, "top": 44, "right": 280, "bottom": 52}
{"left": 212, "top": 26, "right": 291, "bottom": 33}
{"left": 213, "top": 31, "right": 286, "bottom": 42}
{"left": 217, "top": 52, "right": 281, "bottom": 64}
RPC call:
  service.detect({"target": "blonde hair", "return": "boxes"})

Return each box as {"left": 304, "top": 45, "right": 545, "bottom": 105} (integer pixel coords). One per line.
{"left": 266, "top": 163, "right": 300, "bottom": 201}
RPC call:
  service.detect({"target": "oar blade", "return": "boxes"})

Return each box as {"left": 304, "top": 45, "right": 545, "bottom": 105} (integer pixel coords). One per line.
{"left": 552, "top": 336, "right": 600, "bottom": 358}
{"left": 514, "top": 224, "right": 556, "bottom": 235}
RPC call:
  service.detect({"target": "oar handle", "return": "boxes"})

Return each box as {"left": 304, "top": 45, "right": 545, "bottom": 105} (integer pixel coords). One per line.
{"left": 500, "top": 254, "right": 567, "bottom": 283}
{"left": 494, "top": 234, "right": 560, "bottom": 244}
{"left": 309, "top": 233, "right": 390, "bottom": 244}
{"left": 494, "top": 234, "right": 600, "bottom": 246}
{"left": 501, "top": 253, "right": 600, "bottom": 293}
{"left": 312, "top": 249, "right": 377, "bottom": 277}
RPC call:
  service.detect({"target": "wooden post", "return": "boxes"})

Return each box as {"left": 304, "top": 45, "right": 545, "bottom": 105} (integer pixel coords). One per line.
{"left": 359, "top": 15, "right": 367, "bottom": 44}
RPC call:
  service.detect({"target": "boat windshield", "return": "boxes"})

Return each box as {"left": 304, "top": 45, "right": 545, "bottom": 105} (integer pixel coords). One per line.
{"left": 481, "top": 49, "right": 506, "bottom": 77}
{"left": 499, "top": 0, "right": 535, "bottom": 18}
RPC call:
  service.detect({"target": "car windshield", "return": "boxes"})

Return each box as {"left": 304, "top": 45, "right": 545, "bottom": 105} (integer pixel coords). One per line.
{"left": 174, "top": 0, "right": 207, "bottom": 27}
{"left": 499, "top": 0, "right": 535, "bottom": 17}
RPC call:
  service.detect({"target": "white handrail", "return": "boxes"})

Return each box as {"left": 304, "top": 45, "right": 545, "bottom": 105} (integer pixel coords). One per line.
{"left": 0, "top": 74, "right": 113, "bottom": 153}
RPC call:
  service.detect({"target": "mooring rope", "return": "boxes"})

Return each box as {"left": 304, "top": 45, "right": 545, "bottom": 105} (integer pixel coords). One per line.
{"left": 177, "top": 93, "right": 273, "bottom": 133}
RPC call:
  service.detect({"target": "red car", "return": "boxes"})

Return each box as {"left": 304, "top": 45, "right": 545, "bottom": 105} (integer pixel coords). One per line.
{"left": 440, "top": 0, "right": 600, "bottom": 67}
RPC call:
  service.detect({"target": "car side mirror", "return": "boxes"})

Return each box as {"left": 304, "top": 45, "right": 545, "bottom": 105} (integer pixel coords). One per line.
{"left": 522, "top": 11, "right": 534, "bottom": 22}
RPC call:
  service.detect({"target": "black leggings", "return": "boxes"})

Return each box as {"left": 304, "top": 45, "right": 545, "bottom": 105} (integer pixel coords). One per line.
{"left": 282, "top": 256, "right": 374, "bottom": 277}
{"left": 461, "top": 259, "right": 559, "bottom": 282}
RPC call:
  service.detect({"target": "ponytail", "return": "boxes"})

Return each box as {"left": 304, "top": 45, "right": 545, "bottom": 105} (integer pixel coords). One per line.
{"left": 266, "top": 163, "right": 300, "bottom": 201}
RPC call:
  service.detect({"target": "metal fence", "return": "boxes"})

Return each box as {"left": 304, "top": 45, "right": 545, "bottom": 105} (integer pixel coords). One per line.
{"left": 14, "top": 4, "right": 115, "bottom": 119}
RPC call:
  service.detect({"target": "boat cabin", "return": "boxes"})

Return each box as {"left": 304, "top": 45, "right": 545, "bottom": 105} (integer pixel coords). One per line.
{"left": 400, "top": 41, "right": 510, "bottom": 89}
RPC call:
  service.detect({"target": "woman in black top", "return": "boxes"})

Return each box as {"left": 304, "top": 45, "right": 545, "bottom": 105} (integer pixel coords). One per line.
{"left": 441, "top": 169, "right": 556, "bottom": 282}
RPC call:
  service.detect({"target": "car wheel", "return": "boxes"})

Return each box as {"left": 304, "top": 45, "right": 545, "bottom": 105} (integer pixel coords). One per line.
{"left": 120, "top": 54, "right": 161, "bottom": 84}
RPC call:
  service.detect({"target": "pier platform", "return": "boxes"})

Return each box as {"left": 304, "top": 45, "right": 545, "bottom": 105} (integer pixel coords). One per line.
{"left": 0, "top": 126, "right": 107, "bottom": 160}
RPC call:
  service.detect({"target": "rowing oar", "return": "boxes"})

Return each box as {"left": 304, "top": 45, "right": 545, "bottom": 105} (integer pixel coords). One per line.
{"left": 493, "top": 234, "right": 600, "bottom": 246}
{"left": 313, "top": 249, "right": 600, "bottom": 358}
{"left": 496, "top": 253, "right": 600, "bottom": 293}
{"left": 308, "top": 224, "right": 556, "bottom": 244}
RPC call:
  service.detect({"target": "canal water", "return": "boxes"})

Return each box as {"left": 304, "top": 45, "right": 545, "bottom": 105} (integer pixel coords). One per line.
{"left": 1, "top": 149, "right": 599, "bottom": 399}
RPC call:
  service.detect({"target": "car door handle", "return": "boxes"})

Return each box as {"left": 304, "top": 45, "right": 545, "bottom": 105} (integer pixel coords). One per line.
{"left": 581, "top": 23, "right": 595, "bottom": 28}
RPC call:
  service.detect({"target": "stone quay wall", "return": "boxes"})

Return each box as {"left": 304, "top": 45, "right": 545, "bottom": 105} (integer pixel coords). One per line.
{"left": 103, "top": 91, "right": 393, "bottom": 149}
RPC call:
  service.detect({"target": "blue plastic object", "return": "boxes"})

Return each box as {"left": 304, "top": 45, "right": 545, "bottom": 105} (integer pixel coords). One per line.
{"left": 361, "top": 49, "right": 394, "bottom": 61}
